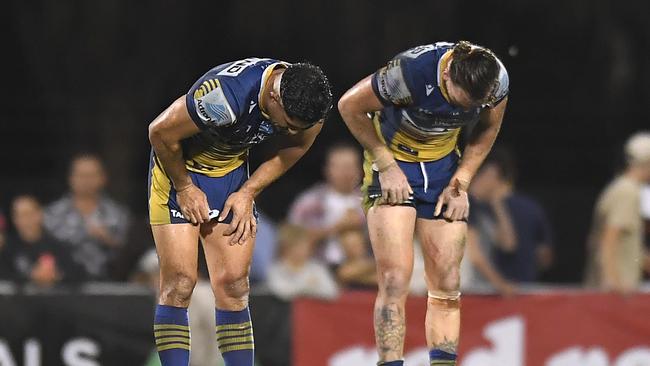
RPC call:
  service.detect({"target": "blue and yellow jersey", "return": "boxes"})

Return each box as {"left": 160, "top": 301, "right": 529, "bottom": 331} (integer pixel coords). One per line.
{"left": 370, "top": 42, "right": 509, "bottom": 162}
{"left": 184, "top": 58, "right": 290, "bottom": 177}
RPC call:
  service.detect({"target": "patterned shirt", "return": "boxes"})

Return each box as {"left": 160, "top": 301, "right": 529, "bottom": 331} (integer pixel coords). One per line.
{"left": 44, "top": 195, "right": 130, "bottom": 280}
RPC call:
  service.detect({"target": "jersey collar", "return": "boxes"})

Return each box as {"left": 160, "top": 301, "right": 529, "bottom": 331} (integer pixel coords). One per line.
{"left": 436, "top": 50, "right": 453, "bottom": 103}
{"left": 258, "top": 62, "right": 290, "bottom": 119}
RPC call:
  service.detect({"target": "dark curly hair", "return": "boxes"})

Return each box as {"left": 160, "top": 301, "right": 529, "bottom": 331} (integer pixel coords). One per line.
{"left": 280, "top": 63, "right": 333, "bottom": 125}
{"left": 450, "top": 41, "right": 500, "bottom": 103}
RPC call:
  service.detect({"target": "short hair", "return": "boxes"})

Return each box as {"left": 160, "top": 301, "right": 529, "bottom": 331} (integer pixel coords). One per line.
{"left": 11, "top": 194, "right": 42, "bottom": 214}
{"left": 68, "top": 152, "right": 105, "bottom": 175}
{"left": 482, "top": 147, "right": 517, "bottom": 183}
{"left": 450, "top": 41, "right": 500, "bottom": 103}
{"left": 625, "top": 132, "right": 650, "bottom": 165}
{"left": 326, "top": 140, "right": 360, "bottom": 159}
{"left": 276, "top": 223, "right": 311, "bottom": 257}
{"left": 280, "top": 63, "right": 333, "bottom": 125}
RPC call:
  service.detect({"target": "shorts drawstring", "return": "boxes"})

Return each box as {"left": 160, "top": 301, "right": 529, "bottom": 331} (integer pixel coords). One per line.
{"left": 420, "top": 162, "right": 429, "bottom": 193}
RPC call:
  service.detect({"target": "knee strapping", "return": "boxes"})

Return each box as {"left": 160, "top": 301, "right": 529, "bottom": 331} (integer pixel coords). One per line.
{"left": 428, "top": 290, "right": 461, "bottom": 301}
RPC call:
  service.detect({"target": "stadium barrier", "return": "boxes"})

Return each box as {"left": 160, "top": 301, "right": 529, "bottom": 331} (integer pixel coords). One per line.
{"left": 294, "top": 289, "right": 650, "bottom": 366}
{"left": 1, "top": 283, "right": 649, "bottom": 366}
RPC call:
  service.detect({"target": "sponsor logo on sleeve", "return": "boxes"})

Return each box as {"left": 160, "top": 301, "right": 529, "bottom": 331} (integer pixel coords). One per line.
{"left": 192, "top": 79, "right": 235, "bottom": 126}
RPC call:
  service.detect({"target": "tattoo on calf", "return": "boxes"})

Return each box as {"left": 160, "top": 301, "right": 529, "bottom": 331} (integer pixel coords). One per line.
{"left": 433, "top": 336, "right": 458, "bottom": 354}
{"left": 374, "top": 303, "right": 405, "bottom": 355}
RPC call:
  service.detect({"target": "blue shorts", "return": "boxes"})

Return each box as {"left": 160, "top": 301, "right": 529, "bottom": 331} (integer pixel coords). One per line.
{"left": 362, "top": 151, "right": 459, "bottom": 219}
{"left": 148, "top": 152, "right": 256, "bottom": 225}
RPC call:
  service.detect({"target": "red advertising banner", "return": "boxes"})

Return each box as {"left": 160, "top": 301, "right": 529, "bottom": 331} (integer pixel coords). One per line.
{"left": 293, "top": 291, "right": 650, "bottom": 366}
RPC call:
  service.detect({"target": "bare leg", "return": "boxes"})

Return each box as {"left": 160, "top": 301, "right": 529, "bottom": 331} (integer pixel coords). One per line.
{"left": 152, "top": 223, "right": 200, "bottom": 307}
{"left": 199, "top": 220, "right": 255, "bottom": 310}
{"left": 368, "top": 205, "right": 417, "bottom": 363}
{"left": 415, "top": 219, "right": 466, "bottom": 359}
{"left": 200, "top": 220, "right": 256, "bottom": 366}
{"left": 151, "top": 223, "right": 200, "bottom": 366}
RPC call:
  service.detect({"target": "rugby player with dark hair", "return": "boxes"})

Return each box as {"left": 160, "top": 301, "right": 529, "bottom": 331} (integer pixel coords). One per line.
{"left": 338, "top": 41, "right": 509, "bottom": 366}
{"left": 148, "top": 58, "right": 331, "bottom": 366}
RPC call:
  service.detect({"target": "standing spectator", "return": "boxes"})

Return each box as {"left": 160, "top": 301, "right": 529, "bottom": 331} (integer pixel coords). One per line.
{"left": 335, "top": 229, "right": 377, "bottom": 289}
{"left": 465, "top": 148, "right": 554, "bottom": 287}
{"left": 44, "top": 154, "right": 130, "bottom": 280}
{"left": 642, "top": 186, "right": 650, "bottom": 278}
{"left": 288, "top": 142, "right": 364, "bottom": 265}
{"left": 267, "top": 224, "right": 339, "bottom": 301}
{"left": 585, "top": 132, "right": 650, "bottom": 293}
{"left": 7, "top": 195, "right": 78, "bottom": 286}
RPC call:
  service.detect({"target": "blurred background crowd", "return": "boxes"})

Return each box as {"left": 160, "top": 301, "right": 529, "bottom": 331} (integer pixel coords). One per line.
{"left": 1, "top": 135, "right": 649, "bottom": 296}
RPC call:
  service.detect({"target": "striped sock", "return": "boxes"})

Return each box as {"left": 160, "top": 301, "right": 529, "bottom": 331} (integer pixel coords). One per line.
{"left": 430, "top": 349, "right": 457, "bottom": 365}
{"left": 154, "top": 305, "right": 190, "bottom": 366}
{"left": 378, "top": 361, "right": 404, "bottom": 366}
{"left": 216, "top": 308, "right": 254, "bottom": 366}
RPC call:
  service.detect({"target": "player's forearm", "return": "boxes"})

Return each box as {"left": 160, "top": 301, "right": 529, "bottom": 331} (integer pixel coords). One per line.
{"left": 240, "top": 144, "right": 309, "bottom": 198}
{"left": 340, "top": 110, "right": 393, "bottom": 166}
{"left": 453, "top": 99, "right": 507, "bottom": 191}
{"left": 149, "top": 132, "right": 193, "bottom": 191}
{"left": 338, "top": 77, "right": 394, "bottom": 169}
{"left": 453, "top": 121, "right": 501, "bottom": 191}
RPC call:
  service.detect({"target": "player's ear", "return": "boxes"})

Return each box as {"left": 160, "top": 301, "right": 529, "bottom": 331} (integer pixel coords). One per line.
{"left": 441, "top": 67, "right": 450, "bottom": 81}
{"left": 270, "top": 90, "right": 281, "bottom": 105}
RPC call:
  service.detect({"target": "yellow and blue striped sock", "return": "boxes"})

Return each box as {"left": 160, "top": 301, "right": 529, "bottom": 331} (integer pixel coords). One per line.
{"left": 154, "top": 305, "right": 190, "bottom": 366}
{"left": 430, "top": 349, "right": 457, "bottom": 365}
{"left": 216, "top": 308, "right": 254, "bottom": 366}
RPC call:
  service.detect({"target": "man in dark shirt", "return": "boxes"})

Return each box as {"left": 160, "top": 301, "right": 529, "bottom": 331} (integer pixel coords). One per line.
{"left": 469, "top": 148, "right": 553, "bottom": 283}
{"left": 8, "top": 195, "right": 78, "bottom": 286}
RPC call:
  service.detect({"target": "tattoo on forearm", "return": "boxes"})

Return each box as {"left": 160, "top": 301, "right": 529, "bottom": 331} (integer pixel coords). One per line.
{"left": 433, "top": 336, "right": 458, "bottom": 354}
{"left": 374, "top": 303, "right": 405, "bottom": 355}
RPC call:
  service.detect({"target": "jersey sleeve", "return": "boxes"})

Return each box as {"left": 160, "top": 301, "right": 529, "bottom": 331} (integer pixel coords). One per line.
{"left": 371, "top": 56, "right": 420, "bottom": 107}
{"left": 484, "top": 58, "right": 509, "bottom": 108}
{"left": 185, "top": 75, "right": 240, "bottom": 129}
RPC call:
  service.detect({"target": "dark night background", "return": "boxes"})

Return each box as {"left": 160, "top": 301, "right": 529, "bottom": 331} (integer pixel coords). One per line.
{"left": 1, "top": 0, "right": 649, "bottom": 283}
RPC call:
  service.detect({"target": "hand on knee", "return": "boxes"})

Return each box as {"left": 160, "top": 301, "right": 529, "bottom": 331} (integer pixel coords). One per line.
{"left": 159, "top": 272, "right": 197, "bottom": 307}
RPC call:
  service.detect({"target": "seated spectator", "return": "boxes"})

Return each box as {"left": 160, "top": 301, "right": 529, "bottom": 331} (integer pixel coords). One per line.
{"left": 249, "top": 211, "right": 278, "bottom": 284}
{"left": 336, "top": 229, "right": 377, "bottom": 289}
{"left": 288, "top": 142, "right": 365, "bottom": 266}
{"left": 7, "top": 195, "right": 79, "bottom": 286}
{"left": 44, "top": 154, "right": 130, "bottom": 280}
{"left": 585, "top": 132, "right": 650, "bottom": 293}
{"left": 466, "top": 148, "right": 553, "bottom": 289}
{"left": 267, "top": 224, "right": 339, "bottom": 301}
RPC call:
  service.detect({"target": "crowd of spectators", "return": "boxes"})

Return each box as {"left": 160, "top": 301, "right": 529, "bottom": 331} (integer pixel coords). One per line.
{"left": 1, "top": 134, "right": 650, "bottom": 302}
